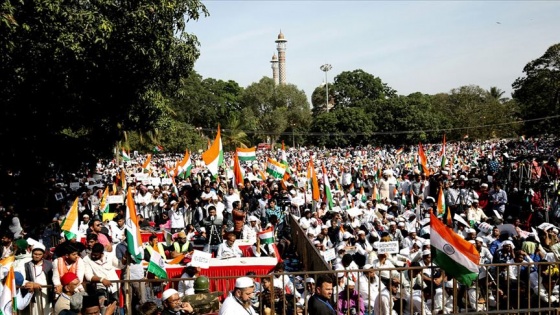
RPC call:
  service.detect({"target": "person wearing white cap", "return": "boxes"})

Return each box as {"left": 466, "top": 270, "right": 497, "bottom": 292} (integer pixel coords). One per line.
{"left": 79, "top": 214, "right": 90, "bottom": 235}
{"left": 337, "top": 279, "right": 363, "bottom": 315}
{"left": 242, "top": 215, "right": 262, "bottom": 243}
{"left": 161, "top": 288, "right": 194, "bottom": 315}
{"left": 22, "top": 242, "right": 53, "bottom": 315}
{"left": 300, "top": 277, "right": 316, "bottom": 306}
{"left": 168, "top": 199, "right": 186, "bottom": 233}
{"left": 466, "top": 198, "right": 488, "bottom": 226}
{"left": 358, "top": 264, "right": 380, "bottom": 315}
{"left": 219, "top": 276, "right": 256, "bottom": 315}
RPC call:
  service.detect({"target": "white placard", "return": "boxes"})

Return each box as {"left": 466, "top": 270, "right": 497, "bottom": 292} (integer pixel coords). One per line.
{"left": 376, "top": 241, "right": 399, "bottom": 254}
{"left": 135, "top": 173, "right": 148, "bottom": 180}
{"left": 322, "top": 248, "right": 336, "bottom": 262}
{"left": 190, "top": 250, "right": 212, "bottom": 269}
{"left": 150, "top": 177, "right": 161, "bottom": 186}
{"left": 142, "top": 179, "right": 150, "bottom": 185}
{"left": 69, "top": 182, "right": 80, "bottom": 191}
{"left": 108, "top": 195, "right": 124, "bottom": 204}
{"left": 161, "top": 178, "right": 173, "bottom": 185}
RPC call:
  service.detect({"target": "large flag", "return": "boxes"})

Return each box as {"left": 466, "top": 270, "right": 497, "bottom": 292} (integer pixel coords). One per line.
{"left": 202, "top": 126, "right": 224, "bottom": 176}
{"left": 121, "top": 148, "right": 131, "bottom": 162}
{"left": 0, "top": 266, "right": 16, "bottom": 315}
{"left": 120, "top": 168, "right": 127, "bottom": 190}
{"left": 307, "top": 157, "right": 320, "bottom": 201}
{"left": 322, "top": 164, "right": 334, "bottom": 210}
{"left": 418, "top": 142, "right": 430, "bottom": 176}
{"left": 60, "top": 198, "right": 81, "bottom": 241}
{"left": 430, "top": 212, "right": 479, "bottom": 286}
{"left": 177, "top": 150, "right": 193, "bottom": 179}
{"left": 436, "top": 188, "right": 446, "bottom": 218}
{"left": 125, "top": 188, "right": 143, "bottom": 262}
{"left": 142, "top": 154, "right": 152, "bottom": 170}
{"left": 237, "top": 147, "right": 256, "bottom": 161}
{"left": 232, "top": 151, "right": 245, "bottom": 187}
{"left": 266, "top": 159, "right": 287, "bottom": 179}
{"left": 440, "top": 134, "right": 447, "bottom": 169}
{"left": 258, "top": 228, "right": 275, "bottom": 244}
{"left": 146, "top": 250, "right": 168, "bottom": 279}
{"left": 99, "top": 187, "right": 110, "bottom": 213}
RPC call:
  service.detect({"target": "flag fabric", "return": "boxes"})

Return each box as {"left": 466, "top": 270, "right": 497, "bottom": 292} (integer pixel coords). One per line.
{"left": 395, "top": 147, "right": 404, "bottom": 155}
{"left": 280, "top": 141, "right": 291, "bottom": 174}
{"left": 153, "top": 145, "right": 163, "bottom": 153}
{"left": 322, "top": 164, "right": 334, "bottom": 210}
{"left": 202, "top": 126, "right": 224, "bottom": 176}
{"left": 418, "top": 142, "right": 430, "bottom": 176}
{"left": 440, "top": 134, "right": 447, "bottom": 169}
{"left": 60, "top": 198, "right": 81, "bottom": 241}
{"left": 142, "top": 154, "right": 152, "bottom": 170}
{"left": 146, "top": 250, "right": 168, "bottom": 279}
{"left": 430, "top": 212, "right": 479, "bottom": 286}
{"left": 236, "top": 147, "right": 256, "bottom": 161}
{"left": 120, "top": 168, "right": 127, "bottom": 190}
{"left": 266, "top": 159, "right": 287, "bottom": 179}
{"left": 177, "top": 150, "right": 193, "bottom": 179}
{"left": 232, "top": 151, "right": 245, "bottom": 187}
{"left": 401, "top": 191, "right": 407, "bottom": 206}
{"left": 436, "top": 188, "right": 446, "bottom": 218}
{"left": 125, "top": 188, "right": 143, "bottom": 263}
{"left": 121, "top": 149, "right": 131, "bottom": 162}
{"left": 258, "top": 228, "right": 275, "bottom": 244}
{"left": 307, "top": 157, "right": 320, "bottom": 201}
{"left": 99, "top": 187, "right": 110, "bottom": 213}
{"left": 0, "top": 266, "right": 16, "bottom": 315}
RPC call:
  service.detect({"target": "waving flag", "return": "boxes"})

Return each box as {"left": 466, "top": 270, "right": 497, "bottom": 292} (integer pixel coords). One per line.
{"left": 437, "top": 188, "right": 446, "bottom": 218}
{"left": 125, "top": 188, "right": 143, "bottom": 262}
{"left": 266, "top": 159, "right": 287, "bottom": 179}
{"left": 146, "top": 250, "right": 168, "bottom": 279}
{"left": 431, "top": 212, "right": 479, "bottom": 286}
{"left": 418, "top": 142, "right": 430, "bottom": 176}
{"left": 440, "top": 134, "right": 447, "bottom": 169}
{"left": 121, "top": 148, "right": 131, "bottom": 162}
{"left": 237, "top": 147, "right": 256, "bottom": 161}
{"left": 99, "top": 187, "right": 110, "bottom": 213}
{"left": 322, "top": 164, "right": 334, "bottom": 210}
{"left": 307, "top": 157, "right": 320, "bottom": 201}
{"left": 202, "top": 126, "right": 224, "bottom": 176}
{"left": 232, "top": 151, "right": 245, "bottom": 187}
{"left": 142, "top": 154, "right": 152, "bottom": 170}
{"left": 177, "top": 150, "right": 193, "bottom": 179}
{"left": 0, "top": 266, "right": 16, "bottom": 315}
{"left": 258, "top": 228, "right": 275, "bottom": 244}
{"left": 60, "top": 198, "right": 81, "bottom": 241}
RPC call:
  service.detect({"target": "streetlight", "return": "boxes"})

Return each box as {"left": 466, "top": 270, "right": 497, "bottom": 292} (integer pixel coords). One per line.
{"left": 320, "top": 64, "right": 332, "bottom": 111}
{"left": 291, "top": 123, "right": 296, "bottom": 148}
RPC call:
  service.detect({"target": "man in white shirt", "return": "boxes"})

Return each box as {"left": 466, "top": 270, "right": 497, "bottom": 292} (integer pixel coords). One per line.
{"left": 83, "top": 243, "right": 120, "bottom": 302}
{"left": 219, "top": 277, "right": 257, "bottom": 315}
{"left": 168, "top": 200, "right": 186, "bottom": 233}
{"left": 107, "top": 215, "right": 126, "bottom": 245}
{"left": 79, "top": 214, "right": 91, "bottom": 235}
{"left": 224, "top": 187, "right": 241, "bottom": 216}
{"left": 216, "top": 232, "right": 242, "bottom": 259}
{"left": 358, "top": 264, "right": 380, "bottom": 315}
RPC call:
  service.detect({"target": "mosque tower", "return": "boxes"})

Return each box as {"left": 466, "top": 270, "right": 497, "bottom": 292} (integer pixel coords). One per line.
{"left": 271, "top": 53, "right": 279, "bottom": 85}
{"left": 275, "top": 30, "right": 287, "bottom": 85}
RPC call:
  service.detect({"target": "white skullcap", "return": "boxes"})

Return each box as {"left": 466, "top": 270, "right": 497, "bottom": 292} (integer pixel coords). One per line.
{"left": 170, "top": 200, "right": 177, "bottom": 205}
{"left": 398, "top": 222, "right": 405, "bottom": 227}
{"left": 475, "top": 237, "right": 484, "bottom": 243}
{"left": 32, "top": 243, "right": 46, "bottom": 252}
{"left": 422, "top": 249, "right": 431, "bottom": 256}
{"left": 162, "top": 289, "right": 179, "bottom": 301}
{"left": 363, "top": 264, "right": 373, "bottom": 270}
{"left": 389, "top": 221, "right": 396, "bottom": 226}
{"left": 481, "top": 183, "right": 489, "bottom": 188}
{"left": 235, "top": 276, "right": 254, "bottom": 289}
{"left": 249, "top": 216, "right": 258, "bottom": 221}
{"left": 468, "top": 240, "right": 476, "bottom": 245}
{"left": 357, "top": 230, "right": 366, "bottom": 235}
{"left": 321, "top": 225, "right": 329, "bottom": 230}
{"left": 305, "top": 277, "right": 315, "bottom": 284}
{"left": 313, "top": 240, "right": 321, "bottom": 245}
{"left": 466, "top": 228, "right": 476, "bottom": 234}
{"left": 346, "top": 280, "right": 355, "bottom": 286}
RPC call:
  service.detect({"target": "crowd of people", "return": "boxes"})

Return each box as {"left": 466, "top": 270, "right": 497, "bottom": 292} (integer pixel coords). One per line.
{"left": 0, "top": 137, "right": 559, "bottom": 314}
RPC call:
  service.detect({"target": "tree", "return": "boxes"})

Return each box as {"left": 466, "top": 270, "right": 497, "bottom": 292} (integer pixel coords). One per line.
{"left": 311, "top": 84, "right": 332, "bottom": 116}
{"left": 488, "top": 86, "right": 508, "bottom": 103}
{"left": 0, "top": 0, "right": 208, "bottom": 207}
{"left": 332, "top": 69, "right": 397, "bottom": 109}
{"left": 513, "top": 43, "right": 560, "bottom": 136}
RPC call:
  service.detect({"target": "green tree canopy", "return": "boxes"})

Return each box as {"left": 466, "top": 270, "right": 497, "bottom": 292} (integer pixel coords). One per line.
{"left": 513, "top": 43, "right": 560, "bottom": 136}
{"left": 332, "top": 69, "right": 397, "bottom": 109}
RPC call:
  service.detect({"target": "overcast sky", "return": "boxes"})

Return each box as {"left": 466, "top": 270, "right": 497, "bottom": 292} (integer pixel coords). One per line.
{"left": 186, "top": 1, "right": 560, "bottom": 102}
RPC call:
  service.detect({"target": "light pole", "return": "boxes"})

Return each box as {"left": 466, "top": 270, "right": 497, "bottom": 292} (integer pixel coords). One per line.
{"left": 320, "top": 64, "right": 332, "bottom": 111}
{"left": 291, "top": 123, "right": 296, "bottom": 148}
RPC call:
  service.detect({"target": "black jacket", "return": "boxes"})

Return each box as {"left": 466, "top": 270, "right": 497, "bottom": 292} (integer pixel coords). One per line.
{"left": 308, "top": 294, "right": 336, "bottom": 315}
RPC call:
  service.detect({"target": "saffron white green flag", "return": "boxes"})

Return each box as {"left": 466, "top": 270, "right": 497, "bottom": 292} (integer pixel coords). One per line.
{"left": 266, "top": 159, "right": 286, "bottom": 179}
{"left": 237, "top": 147, "right": 256, "bottom": 161}
{"left": 99, "top": 187, "right": 110, "bottom": 213}
{"left": 258, "top": 228, "right": 275, "bottom": 244}
{"left": 121, "top": 149, "right": 131, "bottom": 162}
{"left": 321, "top": 164, "right": 334, "bottom": 210}
{"left": 177, "top": 150, "right": 193, "bottom": 179}
{"left": 60, "top": 198, "right": 82, "bottom": 241}
{"left": 436, "top": 188, "right": 446, "bottom": 218}
{"left": 430, "top": 212, "right": 479, "bottom": 286}
{"left": 202, "top": 126, "right": 223, "bottom": 176}
{"left": 146, "top": 250, "right": 168, "bottom": 279}
{"left": 0, "top": 266, "right": 16, "bottom": 315}
{"left": 125, "top": 188, "right": 143, "bottom": 263}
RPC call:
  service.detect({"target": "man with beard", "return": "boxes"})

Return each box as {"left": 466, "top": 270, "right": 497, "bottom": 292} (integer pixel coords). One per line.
{"left": 53, "top": 245, "right": 85, "bottom": 294}
{"left": 219, "top": 277, "right": 257, "bottom": 315}
{"left": 83, "top": 243, "right": 120, "bottom": 308}
{"left": 308, "top": 275, "right": 335, "bottom": 315}
{"left": 22, "top": 243, "right": 53, "bottom": 315}
{"left": 0, "top": 231, "right": 14, "bottom": 259}
{"left": 161, "top": 288, "right": 194, "bottom": 315}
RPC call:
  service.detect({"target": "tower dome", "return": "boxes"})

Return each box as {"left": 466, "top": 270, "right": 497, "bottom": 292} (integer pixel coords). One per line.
{"left": 271, "top": 53, "right": 278, "bottom": 61}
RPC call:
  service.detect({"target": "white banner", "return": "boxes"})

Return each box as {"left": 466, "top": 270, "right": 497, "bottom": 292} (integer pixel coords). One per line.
{"left": 190, "top": 250, "right": 212, "bottom": 269}
{"left": 108, "top": 195, "right": 124, "bottom": 204}
{"left": 376, "top": 241, "right": 399, "bottom": 254}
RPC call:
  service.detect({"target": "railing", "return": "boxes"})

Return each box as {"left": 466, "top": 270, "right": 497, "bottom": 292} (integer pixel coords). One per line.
{"left": 287, "top": 214, "right": 331, "bottom": 273}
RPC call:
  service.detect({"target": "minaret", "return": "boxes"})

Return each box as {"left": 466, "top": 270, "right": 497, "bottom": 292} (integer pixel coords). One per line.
{"left": 275, "top": 30, "right": 287, "bottom": 85}
{"left": 271, "top": 53, "right": 279, "bottom": 85}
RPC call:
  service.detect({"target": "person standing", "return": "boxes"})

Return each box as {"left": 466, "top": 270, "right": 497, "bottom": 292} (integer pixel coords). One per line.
{"left": 308, "top": 275, "right": 336, "bottom": 315}
{"left": 219, "top": 276, "right": 257, "bottom": 315}
{"left": 22, "top": 243, "right": 53, "bottom": 315}
{"left": 160, "top": 288, "right": 194, "bottom": 315}
{"left": 232, "top": 201, "right": 246, "bottom": 239}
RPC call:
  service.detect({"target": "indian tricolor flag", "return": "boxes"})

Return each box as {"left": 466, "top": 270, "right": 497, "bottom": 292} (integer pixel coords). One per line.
{"left": 0, "top": 266, "right": 16, "bottom": 315}
{"left": 142, "top": 154, "right": 152, "bottom": 170}
{"left": 99, "top": 187, "right": 110, "bottom": 213}
{"left": 307, "top": 157, "right": 320, "bottom": 201}
{"left": 440, "top": 134, "right": 447, "bottom": 169}
{"left": 121, "top": 148, "right": 131, "bottom": 162}
{"left": 258, "top": 228, "right": 275, "bottom": 244}
{"left": 436, "top": 188, "right": 446, "bottom": 218}
{"left": 266, "top": 159, "right": 286, "bottom": 179}
{"left": 237, "top": 147, "right": 256, "bottom": 161}
{"left": 395, "top": 147, "right": 404, "bottom": 155}
{"left": 418, "top": 142, "right": 430, "bottom": 176}
{"left": 202, "top": 126, "right": 224, "bottom": 176}
{"left": 322, "top": 164, "right": 334, "bottom": 210}
{"left": 232, "top": 151, "right": 244, "bottom": 187}
{"left": 177, "top": 150, "right": 193, "bottom": 179}
{"left": 146, "top": 250, "right": 168, "bottom": 279}
{"left": 60, "top": 198, "right": 81, "bottom": 241}
{"left": 430, "top": 212, "right": 479, "bottom": 286}
{"left": 125, "top": 188, "right": 143, "bottom": 262}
